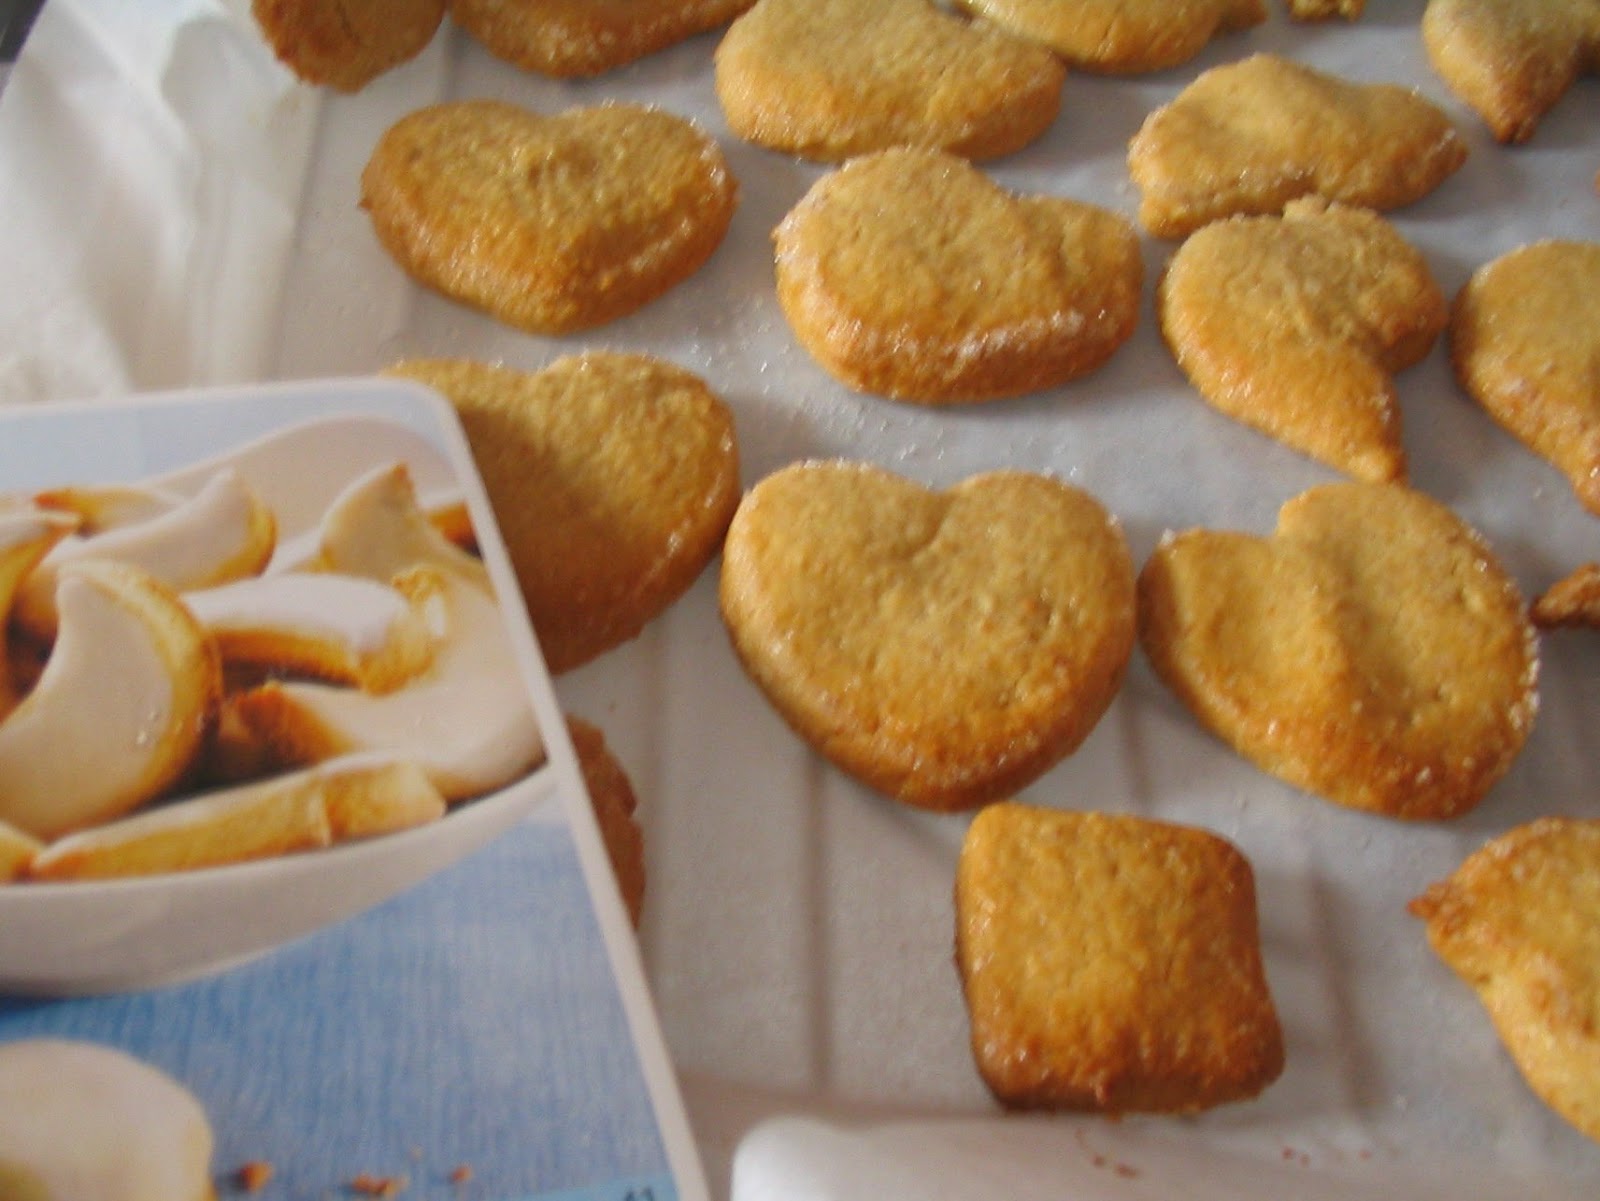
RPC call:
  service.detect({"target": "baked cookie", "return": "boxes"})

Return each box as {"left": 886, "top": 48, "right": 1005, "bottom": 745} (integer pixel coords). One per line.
{"left": 719, "top": 462, "right": 1135, "bottom": 811}
{"left": 1531, "top": 563, "right": 1600, "bottom": 627}
{"left": 1422, "top": 0, "right": 1600, "bottom": 143}
{"left": 0, "top": 561, "right": 222, "bottom": 841}
{"left": 1127, "top": 53, "right": 1468, "bottom": 238}
{"left": 361, "top": 100, "right": 738, "bottom": 334}
{"left": 951, "top": 0, "right": 1265, "bottom": 74}
{"left": 389, "top": 354, "right": 741, "bottom": 673}
{"left": 1449, "top": 240, "right": 1600, "bottom": 516}
{"left": 1139, "top": 481, "right": 1538, "bottom": 820}
{"left": 1411, "top": 817, "right": 1600, "bottom": 1143}
{"left": 569, "top": 716, "right": 646, "bottom": 927}
{"left": 713, "top": 0, "right": 1065, "bottom": 162}
{"left": 0, "top": 1040, "right": 214, "bottom": 1201}
{"left": 956, "top": 802, "right": 1284, "bottom": 1113}
{"left": 774, "top": 149, "right": 1141, "bottom": 403}
{"left": 453, "top": 0, "right": 754, "bottom": 77}
{"left": 28, "top": 756, "right": 446, "bottom": 881}
{"left": 251, "top": 0, "right": 445, "bottom": 91}
{"left": 1158, "top": 198, "right": 1447, "bottom": 482}
{"left": 1288, "top": 0, "right": 1365, "bottom": 17}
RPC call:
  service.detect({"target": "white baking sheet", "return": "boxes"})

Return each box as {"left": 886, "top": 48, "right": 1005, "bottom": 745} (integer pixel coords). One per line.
{"left": 1, "top": 2, "right": 1597, "bottom": 1198}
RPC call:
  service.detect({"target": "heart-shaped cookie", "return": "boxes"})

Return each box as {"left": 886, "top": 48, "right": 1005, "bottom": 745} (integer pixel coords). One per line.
{"left": 1450, "top": 240, "right": 1600, "bottom": 517}
{"left": 251, "top": 0, "right": 445, "bottom": 92}
{"left": 454, "top": 0, "right": 755, "bottom": 77}
{"left": 1423, "top": 0, "right": 1600, "bottom": 143}
{"left": 389, "top": 353, "right": 741, "bottom": 674}
{"left": 361, "top": 100, "right": 738, "bottom": 334}
{"left": 719, "top": 461, "right": 1136, "bottom": 811}
{"left": 952, "top": 0, "right": 1264, "bottom": 74}
{"left": 1158, "top": 198, "right": 1447, "bottom": 482}
{"left": 775, "top": 149, "right": 1143, "bottom": 403}
{"left": 714, "top": 0, "right": 1065, "bottom": 162}
{"left": 1139, "top": 482, "right": 1538, "bottom": 820}
{"left": 1128, "top": 54, "right": 1468, "bottom": 239}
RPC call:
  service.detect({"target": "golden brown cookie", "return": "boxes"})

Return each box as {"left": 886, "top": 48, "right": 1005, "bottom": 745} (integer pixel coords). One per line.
{"left": 251, "top": 0, "right": 445, "bottom": 91}
{"left": 956, "top": 802, "right": 1285, "bottom": 1113}
{"left": 1411, "top": 817, "right": 1600, "bottom": 1143}
{"left": 774, "top": 149, "right": 1142, "bottom": 403}
{"left": 713, "top": 0, "right": 1065, "bottom": 162}
{"left": 1449, "top": 240, "right": 1600, "bottom": 516}
{"left": 1127, "top": 53, "right": 1468, "bottom": 239}
{"left": 361, "top": 100, "right": 738, "bottom": 334}
{"left": 952, "top": 0, "right": 1265, "bottom": 73}
{"left": 1422, "top": 0, "right": 1600, "bottom": 143}
{"left": 452, "top": 0, "right": 754, "bottom": 77}
{"left": 1531, "top": 563, "right": 1600, "bottom": 627}
{"left": 568, "top": 717, "right": 646, "bottom": 927}
{"left": 719, "top": 462, "right": 1135, "bottom": 811}
{"left": 389, "top": 354, "right": 741, "bottom": 674}
{"left": 1139, "top": 482, "right": 1538, "bottom": 821}
{"left": 1158, "top": 198, "right": 1447, "bottom": 482}
{"left": 1288, "top": 0, "right": 1365, "bottom": 16}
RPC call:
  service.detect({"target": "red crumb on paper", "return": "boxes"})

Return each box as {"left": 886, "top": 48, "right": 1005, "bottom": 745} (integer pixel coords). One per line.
{"left": 1113, "top": 1161, "right": 1140, "bottom": 1178}
{"left": 349, "top": 1173, "right": 409, "bottom": 1196}
{"left": 450, "top": 1164, "right": 475, "bottom": 1184}
{"left": 236, "top": 1161, "right": 274, "bottom": 1191}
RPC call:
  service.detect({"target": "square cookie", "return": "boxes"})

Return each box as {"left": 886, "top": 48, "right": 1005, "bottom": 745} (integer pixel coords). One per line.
{"left": 955, "top": 803, "right": 1284, "bottom": 1113}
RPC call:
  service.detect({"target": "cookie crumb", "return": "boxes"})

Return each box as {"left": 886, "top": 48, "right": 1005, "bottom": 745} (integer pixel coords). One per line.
{"left": 236, "top": 1160, "right": 274, "bottom": 1191}
{"left": 450, "top": 1164, "right": 474, "bottom": 1184}
{"left": 349, "top": 1173, "right": 408, "bottom": 1196}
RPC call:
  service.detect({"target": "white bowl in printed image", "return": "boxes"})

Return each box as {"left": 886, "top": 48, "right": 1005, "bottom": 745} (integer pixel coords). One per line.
{"left": 0, "top": 383, "right": 564, "bottom": 995}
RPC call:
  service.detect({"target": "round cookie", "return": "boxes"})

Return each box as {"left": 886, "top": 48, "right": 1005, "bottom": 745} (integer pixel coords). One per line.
{"left": 390, "top": 354, "right": 741, "bottom": 674}
{"left": 251, "top": 0, "right": 445, "bottom": 92}
{"left": 453, "top": 0, "right": 755, "bottom": 78}
{"left": 1138, "top": 481, "right": 1539, "bottom": 820}
{"left": 719, "top": 461, "right": 1136, "bottom": 811}
{"left": 0, "top": 1039, "right": 215, "bottom": 1201}
{"left": 1449, "top": 239, "right": 1600, "bottom": 517}
{"left": 774, "top": 149, "right": 1142, "bottom": 403}
{"left": 713, "top": 0, "right": 1065, "bottom": 163}
{"left": 361, "top": 100, "right": 738, "bottom": 334}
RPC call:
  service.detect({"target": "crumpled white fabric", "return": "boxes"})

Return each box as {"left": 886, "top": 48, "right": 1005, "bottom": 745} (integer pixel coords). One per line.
{"left": 0, "top": 0, "right": 317, "bottom": 404}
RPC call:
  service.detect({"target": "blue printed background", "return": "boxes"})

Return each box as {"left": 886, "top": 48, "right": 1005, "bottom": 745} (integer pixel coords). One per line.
{"left": 0, "top": 817, "right": 676, "bottom": 1201}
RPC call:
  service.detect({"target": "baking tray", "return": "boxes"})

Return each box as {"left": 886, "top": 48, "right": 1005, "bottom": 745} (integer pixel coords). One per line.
{"left": 1, "top": 1, "right": 1597, "bottom": 1197}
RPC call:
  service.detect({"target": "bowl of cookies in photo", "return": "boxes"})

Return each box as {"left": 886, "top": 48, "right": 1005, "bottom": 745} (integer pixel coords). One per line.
{"left": 0, "top": 404, "right": 555, "bottom": 995}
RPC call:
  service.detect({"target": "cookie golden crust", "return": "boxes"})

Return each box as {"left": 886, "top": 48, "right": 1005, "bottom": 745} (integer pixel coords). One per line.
{"left": 1139, "top": 483, "right": 1538, "bottom": 821}
{"left": 252, "top": 0, "right": 445, "bottom": 91}
{"left": 452, "top": 0, "right": 754, "bottom": 77}
{"left": 1127, "top": 53, "right": 1468, "bottom": 239}
{"left": 568, "top": 716, "right": 646, "bottom": 927}
{"left": 1449, "top": 240, "right": 1600, "bottom": 517}
{"left": 956, "top": 803, "right": 1285, "bottom": 1113}
{"left": 389, "top": 354, "right": 741, "bottom": 674}
{"left": 360, "top": 100, "right": 738, "bottom": 334}
{"left": 1422, "top": 0, "right": 1600, "bottom": 144}
{"left": 1411, "top": 817, "right": 1600, "bottom": 1143}
{"left": 719, "top": 462, "right": 1135, "bottom": 811}
{"left": 1288, "top": 0, "right": 1365, "bottom": 18}
{"left": 713, "top": 0, "right": 1065, "bottom": 162}
{"left": 1532, "top": 563, "right": 1600, "bottom": 627}
{"left": 774, "top": 150, "right": 1142, "bottom": 403}
{"left": 1158, "top": 198, "right": 1447, "bottom": 482}
{"left": 951, "top": 0, "right": 1265, "bottom": 74}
